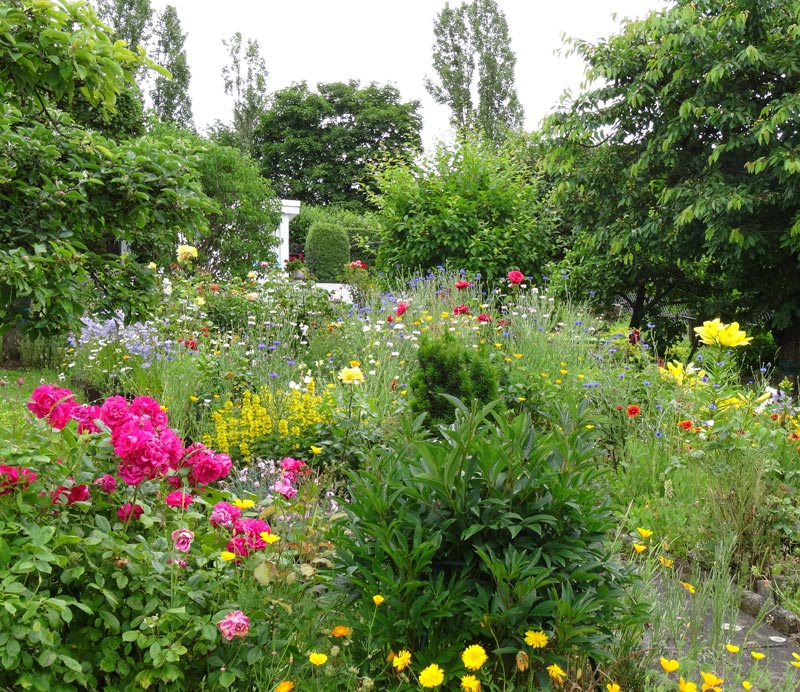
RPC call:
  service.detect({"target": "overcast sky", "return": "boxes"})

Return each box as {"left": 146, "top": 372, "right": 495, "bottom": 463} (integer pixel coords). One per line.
{"left": 149, "top": 0, "right": 668, "bottom": 148}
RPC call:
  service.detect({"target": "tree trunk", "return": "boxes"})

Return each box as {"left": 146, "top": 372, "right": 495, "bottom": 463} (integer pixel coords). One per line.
{"left": 773, "top": 322, "right": 800, "bottom": 389}
{"left": 628, "top": 282, "right": 647, "bottom": 329}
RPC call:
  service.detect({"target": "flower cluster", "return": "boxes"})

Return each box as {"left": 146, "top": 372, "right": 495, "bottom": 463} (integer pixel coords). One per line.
{"left": 271, "top": 456, "right": 309, "bottom": 499}
{"left": 694, "top": 318, "right": 753, "bottom": 348}
{"left": 0, "top": 465, "right": 37, "bottom": 495}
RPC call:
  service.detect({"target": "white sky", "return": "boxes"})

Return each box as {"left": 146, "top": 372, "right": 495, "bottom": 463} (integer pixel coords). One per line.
{"left": 148, "top": 0, "right": 667, "bottom": 149}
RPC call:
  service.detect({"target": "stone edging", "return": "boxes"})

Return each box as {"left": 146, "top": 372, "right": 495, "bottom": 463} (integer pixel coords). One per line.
{"left": 740, "top": 581, "right": 800, "bottom": 638}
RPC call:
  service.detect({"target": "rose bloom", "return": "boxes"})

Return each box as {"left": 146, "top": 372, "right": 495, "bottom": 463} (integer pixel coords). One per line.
{"left": 71, "top": 404, "right": 102, "bottom": 434}
{"left": 165, "top": 490, "right": 193, "bottom": 509}
{"left": 210, "top": 501, "right": 242, "bottom": 528}
{"left": 93, "top": 474, "right": 118, "bottom": 494}
{"left": 99, "top": 395, "right": 130, "bottom": 430}
{"left": 171, "top": 528, "right": 195, "bottom": 553}
{"left": 217, "top": 610, "right": 250, "bottom": 641}
{"left": 118, "top": 502, "right": 144, "bottom": 522}
{"left": 507, "top": 270, "right": 525, "bottom": 285}
{"left": 0, "top": 465, "right": 37, "bottom": 495}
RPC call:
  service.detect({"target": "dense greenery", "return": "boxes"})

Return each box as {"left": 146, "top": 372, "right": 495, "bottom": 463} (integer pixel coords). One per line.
{"left": 253, "top": 80, "right": 423, "bottom": 209}
{"left": 304, "top": 222, "right": 351, "bottom": 282}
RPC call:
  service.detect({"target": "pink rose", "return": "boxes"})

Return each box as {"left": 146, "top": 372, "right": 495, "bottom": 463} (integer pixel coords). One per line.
{"left": 233, "top": 518, "right": 271, "bottom": 550}
{"left": 210, "top": 502, "right": 241, "bottom": 529}
{"left": 72, "top": 404, "right": 102, "bottom": 434}
{"left": 0, "top": 466, "right": 36, "bottom": 495}
{"left": 118, "top": 502, "right": 144, "bottom": 522}
{"left": 129, "top": 396, "right": 168, "bottom": 429}
{"left": 117, "top": 460, "right": 147, "bottom": 486}
{"left": 27, "top": 384, "right": 75, "bottom": 423}
{"left": 171, "top": 528, "right": 195, "bottom": 553}
{"left": 272, "top": 478, "right": 297, "bottom": 499}
{"left": 66, "top": 484, "right": 90, "bottom": 505}
{"left": 160, "top": 428, "right": 185, "bottom": 467}
{"left": 93, "top": 474, "right": 117, "bottom": 494}
{"left": 165, "top": 491, "right": 193, "bottom": 509}
{"left": 225, "top": 536, "right": 250, "bottom": 557}
{"left": 100, "top": 395, "right": 130, "bottom": 430}
{"left": 507, "top": 270, "right": 525, "bottom": 285}
{"left": 217, "top": 610, "right": 250, "bottom": 641}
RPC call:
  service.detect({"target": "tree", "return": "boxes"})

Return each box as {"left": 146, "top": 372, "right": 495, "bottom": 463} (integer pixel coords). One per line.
{"left": 94, "top": 0, "right": 154, "bottom": 53}
{"left": 150, "top": 5, "right": 193, "bottom": 127}
{"left": 373, "top": 133, "right": 553, "bottom": 284}
{"left": 544, "top": 0, "right": 800, "bottom": 370}
{"left": 425, "top": 0, "right": 523, "bottom": 141}
{"left": 221, "top": 32, "right": 269, "bottom": 154}
{"left": 253, "top": 80, "right": 422, "bottom": 209}
{"left": 0, "top": 0, "right": 211, "bottom": 343}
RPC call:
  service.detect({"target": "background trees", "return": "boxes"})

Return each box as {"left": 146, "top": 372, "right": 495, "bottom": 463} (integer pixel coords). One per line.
{"left": 425, "top": 0, "right": 524, "bottom": 141}
{"left": 543, "top": 0, "right": 800, "bottom": 364}
{"left": 253, "top": 80, "right": 423, "bottom": 209}
{"left": 150, "top": 4, "right": 193, "bottom": 127}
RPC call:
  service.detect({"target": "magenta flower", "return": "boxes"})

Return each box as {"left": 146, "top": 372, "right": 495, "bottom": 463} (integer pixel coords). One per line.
{"left": 271, "top": 478, "right": 297, "bottom": 499}
{"left": 507, "top": 270, "right": 525, "bottom": 285}
{"left": 210, "top": 501, "right": 241, "bottom": 529}
{"left": 171, "top": 528, "right": 195, "bottom": 553}
{"left": 165, "top": 490, "right": 193, "bottom": 509}
{"left": 93, "top": 474, "right": 118, "bottom": 494}
{"left": 0, "top": 465, "right": 37, "bottom": 495}
{"left": 118, "top": 502, "right": 144, "bottom": 522}
{"left": 71, "top": 404, "right": 102, "bottom": 434}
{"left": 27, "top": 384, "right": 77, "bottom": 428}
{"left": 217, "top": 610, "right": 250, "bottom": 641}
{"left": 99, "top": 395, "right": 130, "bottom": 430}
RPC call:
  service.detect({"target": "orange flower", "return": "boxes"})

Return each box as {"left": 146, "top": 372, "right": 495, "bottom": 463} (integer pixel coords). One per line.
{"left": 331, "top": 625, "right": 352, "bottom": 638}
{"left": 626, "top": 404, "right": 641, "bottom": 417}
{"left": 275, "top": 683, "right": 294, "bottom": 692}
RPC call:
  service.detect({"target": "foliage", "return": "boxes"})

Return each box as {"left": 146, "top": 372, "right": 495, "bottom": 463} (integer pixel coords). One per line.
{"left": 289, "top": 205, "right": 382, "bottom": 266}
{"left": 94, "top": 0, "right": 154, "bottom": 55}
{"left": 409, "top": 332, "right": 499, "bottom": 426}
{"left": 373, "top": 134, "right": 554, "bottom": 284}
{"left": 425, "top": 0, "right": 524, "bottom": 141}
{"left": 218, "top": 32, "right": 269, "bottom": 155}
{"left": 253, "top": 80, "right": 423, "bottom": 209}
{"left": 544, "top": 0, "right": 800, "bottom": 368}
{"left": 149, "top": 4, "right": 193, "bottom": 128}
{"left": 333, "top": 399, "right": 647, "bottom": 688}
{"left": 305, "top": 222, "right": 351, "bottom": 283}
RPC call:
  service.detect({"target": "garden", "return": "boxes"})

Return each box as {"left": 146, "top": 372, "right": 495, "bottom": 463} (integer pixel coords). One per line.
{"left": 4, "top": 254, "right": 800, "bottom": 692}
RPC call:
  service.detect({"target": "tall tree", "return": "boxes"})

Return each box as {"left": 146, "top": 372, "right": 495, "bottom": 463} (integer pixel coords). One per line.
{"left": 221, "top": 32, "right": 269, "bottom": 154}
{"left": 150, "top": 5, "right": 193, "bottom": 127}
{"left": 253, "top": 80, "right": 422, "bottom": 209}
{"left": 544, "top": 0, "right": 800, "bottom": 371}
{"left": 94, "top": 0, "right": 153, "bottom": 53}
{"left": 425, "top": 0, "right": 523, "bottom": 141}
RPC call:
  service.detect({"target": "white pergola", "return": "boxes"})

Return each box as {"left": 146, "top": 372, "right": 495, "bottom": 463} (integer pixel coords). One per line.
{"left": 276, "top": 200, "right": 301, "bottom": 266}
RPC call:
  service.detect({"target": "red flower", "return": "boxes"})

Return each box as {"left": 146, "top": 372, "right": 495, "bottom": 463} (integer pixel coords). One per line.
{"left": 628, "top": 328, "right": 641, "bottom": 345}
{"left": 395, "top": 302, "right": 408, "bottom": 316}
{"left": 507, "top": 270, "right": 525, "bottom": 285}
{"left": 626, "top": 405, "right": 641, "bottom": 417}
{"left": 477, "top": 313, "right": 493, "bottom": 323}
{"left": 349, "top": 260, "right": 368, "bottom": 269}
{"left": 677, "top": 420, "right": 693, "bottom": 430}
{"left": 455, "top": 280, "right": 471, "bottom": 289}
{"left": 387, "top": 315, "right": 394, "bottom": 322}
{"left": 453, "top": 305, "right": 469, "bottom": 315}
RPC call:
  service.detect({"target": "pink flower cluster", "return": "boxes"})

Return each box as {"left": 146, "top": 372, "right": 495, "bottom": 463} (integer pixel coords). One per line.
{"left": 217, "top": 610, "right": 250, "bottom": 641}
{"left": 51, "top": 481, "right": 90, "bottom": 506}
{"left": 27, "top": 384, "right": 79, "bottom": 430}
{"left": 271, "top": 457, "right": 308, "bottom": 499}
{"left": 0, "top": 465, "right": 37, "bottom": 495}
{"left": 209, "top": 501, "right": 273, "bottom": 558}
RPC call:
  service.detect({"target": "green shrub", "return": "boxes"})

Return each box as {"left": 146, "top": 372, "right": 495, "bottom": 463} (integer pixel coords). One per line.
{"left": 332, "top": 399, "right": 648, "bottom": 688}
{"left": 291, "top": 206, "right": 381, "bottom": 266}
{"left": 409, "top": 332, "right": 499, "bottom": 426}
{"left": 305, "top": 221, "right": 351, "bottom": 282}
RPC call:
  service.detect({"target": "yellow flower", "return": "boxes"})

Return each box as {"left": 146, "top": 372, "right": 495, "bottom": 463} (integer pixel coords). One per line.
{"left": 349, "top": 360, "right": 361, "bottom": 367}
{"left": 461, "top": 644, "right": 487, "bottom": 671}
{"left": 660, "top": 657, "right": 680, "bottom": 673}
{"left": 461, "top": 674, "right": 481, "bottom": 692}
{"left": 680, "top": 581, "right": 696, "bottom": 594}
{"left": 310, "top": 445, "right": 323, "bottom": 454}
{"left": 660, "top": 556, "right": 673, "bottom": 568}
{"left": 392, "top": 649, "right": 411, "bottom": 671}
{"left": 247, "top": 271, "right": 257, "bottom": 279}
{"left": 524, "top": 630, "right": 549, "bottom": 648}
{"left": 678, "top": 678, "right": 697, "bottom": 692}
{"left": 633, "top": 543, "right": 647, "bottom": 553}
{"left": 331, "top": 625, "right": 352, "bottom": 638}
{"left": 725, "top": 643, "right": 740, "bottom": 653}
{"left": 694, "top": 318, "right": 753, "bottom": 348}
{"left": 275, "top": 682, "right": 294, "bottom": 692}
{"left": 547, "top": 663, "right": 566, "bottom": 684}
{"left": 260, "top": 532, "right": 280, "bottom": 544}
{"left": 308, "top": 652, "right": 328, "bottom": 666}
{"left": 195, "top": 296, "right": 206, "bottom": 307}
{"left": 750, "top": 651, "right": 765, "bottom": 660}
{"left": 742, "top": 682, "right": 752, "bottom": 690}
{"left": 418, "top": 663, "right": 445, "bottom": 688}
{"left": 636, "top": 527, "right": 653, "bottom": 539}
{"left": 699, "top": 671, "right": 723, "bottom": 690}
{"left": 232, "top": 498, "right": 255, "bottom": 509}
{"left": 337, "top": 366, "right": 365, "bottom": 384}
{"left": 607, "top": 684, "right": 621, "bottom": 692}
{"left": 792, "top": 652, "right": 800, "bottom": 667}
{"left": 147, "top": 261, "right": 157, "bottom": 269}
{"left": 176, "top": 244, "right": 197, "bottom": 263}
{"left": 372, "top": 594, "right": 384, "bottom": 606}
{"left": 220, "top": 551, "right": 236, "bottom": 561}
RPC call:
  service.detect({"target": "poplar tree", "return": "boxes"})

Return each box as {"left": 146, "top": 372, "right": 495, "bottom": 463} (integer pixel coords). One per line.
{"left": 425, "top": 0, "right": 523, "bottom": 141}
{"left": 150, "top": 5, "right": 193, "bottom": 128}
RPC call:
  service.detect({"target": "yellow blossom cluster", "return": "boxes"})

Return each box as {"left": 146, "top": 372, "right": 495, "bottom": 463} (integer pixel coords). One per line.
{"left": 694, "top": 318, "right": 753, "bottom": 348}
{"left": 204, "top": 380, "right": 330, "bottom": 461}
{"left": 658, "top": 361, "right": 708, "bottom": 388}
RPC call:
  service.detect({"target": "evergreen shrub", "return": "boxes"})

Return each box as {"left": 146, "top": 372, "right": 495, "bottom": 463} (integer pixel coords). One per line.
{"left": 304, "top": 221, "right": 351, "bottom": 282}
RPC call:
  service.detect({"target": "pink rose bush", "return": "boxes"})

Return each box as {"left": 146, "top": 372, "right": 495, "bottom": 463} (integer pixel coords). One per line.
{"left": 216, "top": 610, "right": 250, "bottom": 640}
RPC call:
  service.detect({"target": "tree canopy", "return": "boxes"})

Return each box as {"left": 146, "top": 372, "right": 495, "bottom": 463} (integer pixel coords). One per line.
{"left": 425, "top": 0, "right": 523, "bottom": 141}
{"left": 543, "top": 0, "right": 800, "bottom": 366}
{"left": 253, "top": 80, "right": 423, "bottom": 209}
